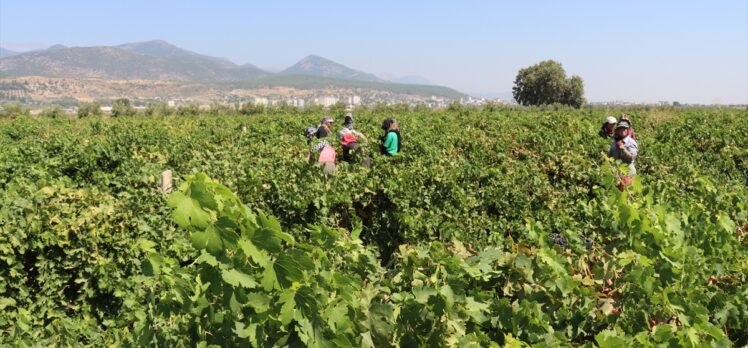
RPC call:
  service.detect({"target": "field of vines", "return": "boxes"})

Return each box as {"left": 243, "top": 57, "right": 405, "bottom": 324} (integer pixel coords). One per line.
{"left": 1, "top": 105, "right": 747, "bottom": 347}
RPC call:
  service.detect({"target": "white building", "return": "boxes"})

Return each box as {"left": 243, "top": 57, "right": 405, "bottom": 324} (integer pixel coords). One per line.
{"left": 317, "top": 96, "right": 338, "bottom": 107}
{"left": 348, "top": 95, "right": 361, "bottom": 106}
{"left": 291, "top": 98, "right": 305, "bottom": 108}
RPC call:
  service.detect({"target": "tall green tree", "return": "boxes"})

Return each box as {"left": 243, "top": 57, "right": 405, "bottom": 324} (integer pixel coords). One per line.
{"left": 41, "top": 105, "right": 66, "bottom": 119}
{"left": 77, "top": 101, "right": 103, "bottom": 118}
{"left": 111, "top": 98, "right": 136, "bottom": 117}
{"left": 0, "top": 102, "right": 29, "bottom": 119}
{"left": 145, "top": 101, "right": 174, "bottom": 117}
{"left": 512, "top": 60, "right": 586, "bottom": 108}
{"left": 562, "top": 75, "right": 585, "bottom": 108}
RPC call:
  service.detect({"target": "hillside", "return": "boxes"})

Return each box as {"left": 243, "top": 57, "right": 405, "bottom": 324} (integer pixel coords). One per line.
{"left": 0, "top": 41, "right": 467, "bottom": 100}
{"left": 281, "top": 55, "right": 384, "bottom": 82}
{"left": 0, "top": 45, "right": 268, "bottom": 81}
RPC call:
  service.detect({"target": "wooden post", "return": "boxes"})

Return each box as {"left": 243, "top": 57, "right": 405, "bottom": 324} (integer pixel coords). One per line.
{"left": 161, "top": 170, "right": 173, "bottom": 193}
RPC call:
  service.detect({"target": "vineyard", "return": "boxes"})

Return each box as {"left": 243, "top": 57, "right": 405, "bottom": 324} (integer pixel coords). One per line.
{"left": 1, "top": 106, "right": 747, "bottom": 347}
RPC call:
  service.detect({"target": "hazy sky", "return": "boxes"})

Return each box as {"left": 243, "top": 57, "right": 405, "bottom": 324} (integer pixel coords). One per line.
{"left": 1, "top": 0, "right": 747, "bottom": 104}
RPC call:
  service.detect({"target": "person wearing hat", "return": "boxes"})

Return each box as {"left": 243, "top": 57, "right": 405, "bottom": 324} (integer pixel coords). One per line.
{"left": 380, "top": 118, "right": 402, "bottom": 156}
{"left": 316, "top": 116, "right": 334, "bottom": 138}
{"left": 598, "top": 116, "right": 617, "bottom": 138}
{"left": 305, "top": 126, "right": 319, "bottom": 144}
{"left": 608, "top": 119, "right": 639, "bottom": 187}
{"left": 342, "top": 113, "right": 355, "bottom": 129}
{"left": 308, "top": 117, "right": 336, "bottom": 173}
{"left": 338, "top": 113, "right": 368, "bottom": 162}
{"left": 619, "top": 113, "right": 637, "bottom": 140}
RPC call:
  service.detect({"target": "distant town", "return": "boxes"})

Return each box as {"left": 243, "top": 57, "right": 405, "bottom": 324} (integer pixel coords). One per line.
{"left": 0, "top": 77, "right": 745, "bottom": 116}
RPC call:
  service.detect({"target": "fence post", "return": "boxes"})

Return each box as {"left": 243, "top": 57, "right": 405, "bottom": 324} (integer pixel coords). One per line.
{"left": 161, "top": 170, "right": 173, "bottom": 193}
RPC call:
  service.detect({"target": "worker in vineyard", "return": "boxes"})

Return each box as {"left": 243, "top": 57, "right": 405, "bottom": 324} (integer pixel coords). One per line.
{"left": 598, "top": 116, "right": 617, "bottom": 138}
{"left": 316, "top": 116, "right": 334, "bottom": 138}
{"left": 608, "top": 119, "right": 638, "bottom": 188}
{"left": 619, "top": 113, "right": 637, "bottom": 140}
{"left": 338, "top": 113, "right": 368, "bottom": 162}
{"left": 305, "top": 126, "right": 318, "bottom": 144}
{"left": 309, "top": 117, "right": 336, "bottom": 174}
{"left": 380, "top": 118, "right": 401, "bottom": 156}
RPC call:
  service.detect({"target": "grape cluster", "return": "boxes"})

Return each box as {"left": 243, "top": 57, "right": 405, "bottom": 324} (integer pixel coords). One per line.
{"left": 548, "top": 232, "right": 569, "bottom": 248}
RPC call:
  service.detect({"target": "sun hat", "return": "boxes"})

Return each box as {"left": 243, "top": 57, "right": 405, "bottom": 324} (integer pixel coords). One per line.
{"left": 615, "top": 120, "right": 631, "bottom": 129}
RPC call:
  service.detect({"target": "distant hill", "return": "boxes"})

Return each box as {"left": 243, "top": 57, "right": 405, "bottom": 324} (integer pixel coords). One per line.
{"left": 0, "top": 76, "right": 467, "bottom": 104}
{"left": 0, "top": 40, "right": 466, "bottom": 98}
{"left": 281, "top": 55, "right": 384, "bottom": 82}
{"left": 225, "top": 74, "right": 466, "bottom": 99}
{"left": 0, "top": 44, "right": 69, "bottom": 57}
{"left": 0, "top": 41, "right": 268, "bottom": 81}
{"left": 117, "top": 40, "right": 236, "bottom": 68}
{"left": 45, "top": 44, "right": 68, "bottom": 51}
{"left": 0, "top": 48, "right": 21, "bottom": 57}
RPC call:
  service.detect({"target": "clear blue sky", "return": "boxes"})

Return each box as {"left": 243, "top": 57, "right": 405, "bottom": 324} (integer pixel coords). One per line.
{"left": 1, "top": 0, "right": 746, "bottom": 104}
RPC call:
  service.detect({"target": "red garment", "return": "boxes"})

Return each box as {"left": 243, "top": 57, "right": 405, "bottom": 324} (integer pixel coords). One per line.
{"left": 341, "top": 133, "right": 357, "bottom": 146}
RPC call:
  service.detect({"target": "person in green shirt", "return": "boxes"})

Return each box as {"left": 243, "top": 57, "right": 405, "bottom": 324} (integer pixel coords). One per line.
{"left": 380, "top": 118, "right": 401, "bottom": 156}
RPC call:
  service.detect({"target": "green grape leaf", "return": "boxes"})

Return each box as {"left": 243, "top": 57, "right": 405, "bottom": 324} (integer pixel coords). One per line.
{"left": 239, "top": 239, "right": 270, "bottom": 268}
{"left": 168, "top": 192, "right": 213, "bottom": 230}
{"left": 246, "top": 292, "right": 271, "bottom": 313}
{"left": 221, "top": 269, "right": 257, "bottom": 289}
{"left": 251, "top": 227, "right": 282, "bottom": 253}
{"left": 274, "top": 249, "right": 313, "bottom": 288}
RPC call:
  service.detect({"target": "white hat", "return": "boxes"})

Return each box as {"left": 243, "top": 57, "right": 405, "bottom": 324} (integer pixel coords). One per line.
{"left": 605, "top": 116, "right": 617, "bottom": 125}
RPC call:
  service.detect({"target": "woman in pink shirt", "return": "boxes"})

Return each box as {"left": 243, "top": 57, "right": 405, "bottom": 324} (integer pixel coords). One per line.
{"left": 309, "top": 117, "right": 337, "bottom": 170}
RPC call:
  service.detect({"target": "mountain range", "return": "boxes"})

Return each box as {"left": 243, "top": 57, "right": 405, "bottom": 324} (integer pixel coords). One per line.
{"left": 0, "top": 41, "right": 267, "bottom": 81}
{"left": 280, "top": 55, "right": 383, "bottom": 82}
{"left": 0, "top": 40, "right": 465, "bottom": 98}
{"left": 0, "top": 47, "right": 21, "bottom": 57}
